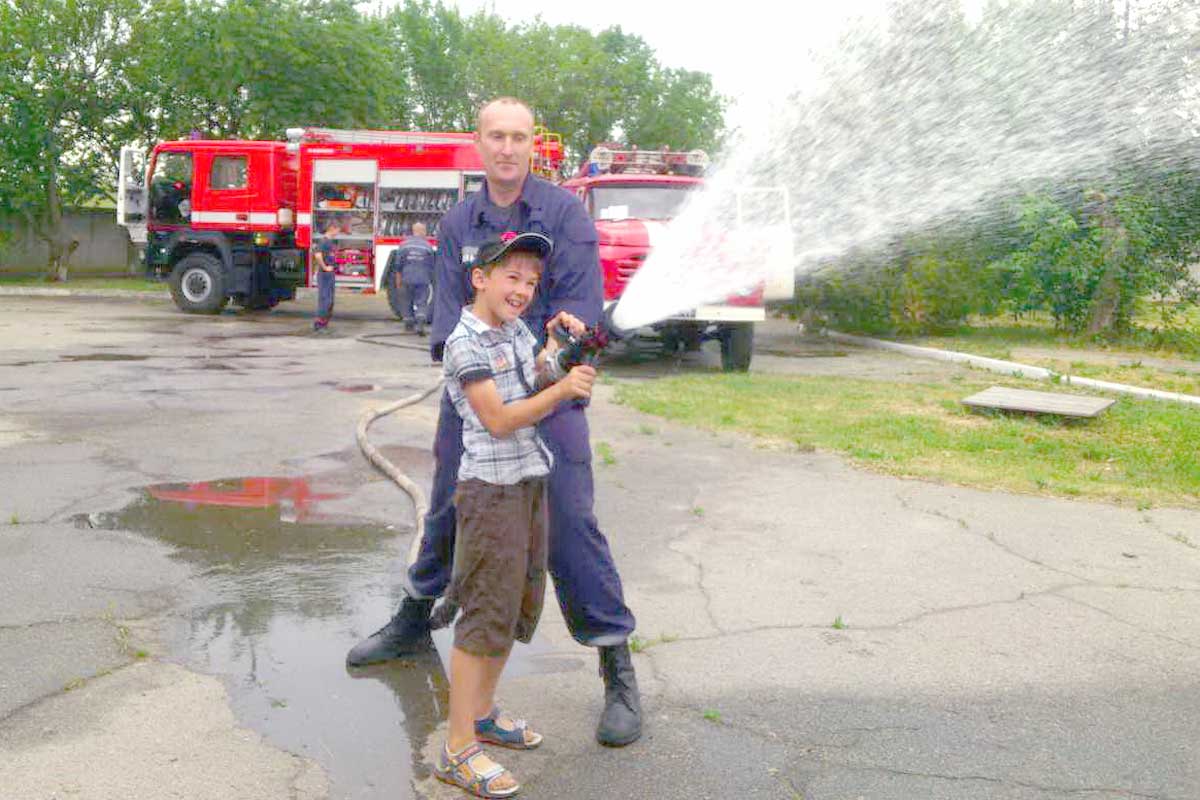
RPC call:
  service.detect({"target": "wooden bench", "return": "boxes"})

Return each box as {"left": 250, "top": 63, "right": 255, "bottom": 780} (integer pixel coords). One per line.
{"left": 961, "top": 386, "right": 1116, "bottom": 418}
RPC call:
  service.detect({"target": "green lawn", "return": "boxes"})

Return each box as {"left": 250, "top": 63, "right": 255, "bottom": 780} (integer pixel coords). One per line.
{"left": 617, "top": 372, "right": 1200, "bottom": 509}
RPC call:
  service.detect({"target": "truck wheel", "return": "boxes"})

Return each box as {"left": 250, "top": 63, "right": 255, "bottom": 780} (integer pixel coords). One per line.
{"left": 720, "top": 323, "right": 754, "bottom": 372}
{"left": 386, "top": 271, "right": 406, "bottom": 320}
{"left": 169, "top": 253, "right": 228, "bottom": 314}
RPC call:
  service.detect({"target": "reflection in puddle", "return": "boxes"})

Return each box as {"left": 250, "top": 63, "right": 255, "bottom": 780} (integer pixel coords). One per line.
{"left": 80, "top": 470, "right": 582, "bottom": 799}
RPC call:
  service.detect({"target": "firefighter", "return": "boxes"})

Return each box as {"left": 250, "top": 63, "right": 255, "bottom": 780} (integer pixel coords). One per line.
{"left": 312, "top": 219, "right": 340, "bottom": 332}
{"left": 348, "top": 96, "right": 642, "bottom": 748}
{"left": 387, "top": 221, "right": 436, "bottom": 335}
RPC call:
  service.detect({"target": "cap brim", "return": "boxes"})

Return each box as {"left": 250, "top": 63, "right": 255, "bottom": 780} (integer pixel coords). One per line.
{"left": 481, "top": 232, "right": 553, "bottom": 266}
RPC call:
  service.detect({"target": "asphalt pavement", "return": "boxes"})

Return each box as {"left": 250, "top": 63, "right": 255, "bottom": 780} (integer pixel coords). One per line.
{"left": 1, "top": 294, "right": 1197, "bottom": 800}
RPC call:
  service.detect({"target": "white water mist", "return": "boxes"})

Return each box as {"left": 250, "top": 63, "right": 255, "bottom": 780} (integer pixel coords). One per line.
{"left": 612, "top": 0, "right": 1200, "bottom": 333}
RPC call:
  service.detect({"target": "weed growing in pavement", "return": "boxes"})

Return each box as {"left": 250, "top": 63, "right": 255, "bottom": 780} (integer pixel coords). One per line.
{"left": 594, "top": 441, "right": 617, "bottom": 466}
{"left": 9, "top": 513, "right": 18, "bottom": 525}
{"left": 702, "top": 709, "right": 722, "bottom": 722}
{"left": 637, "top": 424, "right": 657, "bottom": 435}
{"left": 691, "top": 506, "right": 704, "bottom": 517}
{"left": 832, "top": 615, "right": 847, "bottom": 630}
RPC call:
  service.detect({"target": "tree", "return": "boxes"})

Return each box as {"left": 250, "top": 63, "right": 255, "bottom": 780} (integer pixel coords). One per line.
{"left": 383, "top": 3, "right": 727, "bottom": 161}
{"left": 121, "top": 0, "right": 405, "bottom": 143}
{"left": 0, "top": 0, "right": 144, "bottom": 280}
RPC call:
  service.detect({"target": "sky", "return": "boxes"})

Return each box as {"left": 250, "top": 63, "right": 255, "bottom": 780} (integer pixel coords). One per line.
{"left": 440, "top": 0, "right": 986, "bottom": 129}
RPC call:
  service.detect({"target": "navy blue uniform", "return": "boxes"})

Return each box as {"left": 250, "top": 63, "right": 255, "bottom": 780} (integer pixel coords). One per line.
{"left": 315, "top": 238, "right": 337, "bottom": 325}
{"left": 407, "top": 175, "right": 635, "bottom": 646}
{"left": 390, "top": 236, "right": 435, "bottom": 327}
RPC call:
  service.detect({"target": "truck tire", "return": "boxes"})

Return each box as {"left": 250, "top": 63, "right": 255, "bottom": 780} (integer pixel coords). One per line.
{"left": 386, "top": 271, "right": 406, "bottom": 320}
{"left": 169, "top": 252, "right": 228, "bottom": 314}
{"left": 720, "top": 322, "right": 754, "bottom": 372}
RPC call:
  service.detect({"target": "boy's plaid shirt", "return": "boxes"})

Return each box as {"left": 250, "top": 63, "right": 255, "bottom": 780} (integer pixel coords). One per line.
{"left": 443, "top": 308, "right": 553, "bottom": 485}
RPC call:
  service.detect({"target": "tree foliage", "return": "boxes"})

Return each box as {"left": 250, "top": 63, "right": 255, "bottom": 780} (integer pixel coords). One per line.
{"left": 0, "top": 0, "right": 726, "bottom": 278}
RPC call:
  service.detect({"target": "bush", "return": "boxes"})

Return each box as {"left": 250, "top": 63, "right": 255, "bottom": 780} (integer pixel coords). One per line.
{"left": 796, "top": 181, "right": 1200, "bottom": 337}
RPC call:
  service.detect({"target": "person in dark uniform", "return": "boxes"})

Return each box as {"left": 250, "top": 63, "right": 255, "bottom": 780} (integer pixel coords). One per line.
{"left": 347, "top": 96, "right": 642, "bottom": 747}
{"left": 388, "top": 221, "right": 436, "bottom": 335}
{"left": 313, "top": 219, "right": 340, "bottom": 332}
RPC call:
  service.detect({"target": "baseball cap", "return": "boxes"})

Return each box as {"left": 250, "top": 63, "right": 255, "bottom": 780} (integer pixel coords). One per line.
{"left": 471, "top": 230, "right": 553, "bottom": 269}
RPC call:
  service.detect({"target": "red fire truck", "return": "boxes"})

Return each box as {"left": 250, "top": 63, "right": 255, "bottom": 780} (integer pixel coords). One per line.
{"left": 116, "top": 128, "right": 564, "bottom": 315}
{"left": 561, "top": 146, "right": 792, "bottom": 371}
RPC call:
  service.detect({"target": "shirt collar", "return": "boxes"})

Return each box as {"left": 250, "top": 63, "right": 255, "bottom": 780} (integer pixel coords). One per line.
{"left": 473, "top": 175, "right": 548, "bottom": 227}
{"left": 460, "top": 307, "right": 521, "bottom": 341}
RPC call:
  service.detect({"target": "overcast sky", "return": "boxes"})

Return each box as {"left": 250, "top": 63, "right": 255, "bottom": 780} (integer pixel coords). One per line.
{"left": 441, "top": 1, "right": 985, "bottom": 128}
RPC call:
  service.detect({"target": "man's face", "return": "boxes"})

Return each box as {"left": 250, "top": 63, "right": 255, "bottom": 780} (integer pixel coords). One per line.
{"left": 475, "top": 101, "right": 534, "bottom": 191}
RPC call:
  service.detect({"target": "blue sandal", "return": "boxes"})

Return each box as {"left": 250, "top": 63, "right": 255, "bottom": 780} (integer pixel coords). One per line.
{"left": 475, "top": 706, "right": 544, "bottom": 750}
{"left": 435, "top": 742, "right": 520, "bottom": 798}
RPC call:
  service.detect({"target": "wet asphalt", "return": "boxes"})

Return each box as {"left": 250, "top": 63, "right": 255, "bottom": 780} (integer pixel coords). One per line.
{"left": 2, "top": 294, "right": 1198, "bottom": 800}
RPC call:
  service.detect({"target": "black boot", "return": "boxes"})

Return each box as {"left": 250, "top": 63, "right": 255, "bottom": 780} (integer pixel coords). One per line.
{"left": 597, "top": 643, "right": 642, "bottom": 746}
{"left": 345, "top": 597, "right": 434, "bottom": 667}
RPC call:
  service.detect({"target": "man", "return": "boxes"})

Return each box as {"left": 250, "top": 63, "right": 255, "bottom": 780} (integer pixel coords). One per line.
{"left": 313, "top": 219, "right": 340, "bottom": 332}
{"left": 347, "top": 97, "right": 642, "bottom": 747}
{"left": 387, "top": 221, "right": 436, "bottom": 335}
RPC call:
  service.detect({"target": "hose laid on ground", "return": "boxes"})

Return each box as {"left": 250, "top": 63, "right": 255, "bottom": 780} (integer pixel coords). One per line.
{"left": 827, "top": 330, "right": 1200, "bottom": 408}
{"left": 354, "top": 332, "right": 444, "bottom": 566}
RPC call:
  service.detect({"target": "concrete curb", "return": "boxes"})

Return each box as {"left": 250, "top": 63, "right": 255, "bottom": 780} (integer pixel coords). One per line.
{"left": 0, "top": 286, "right": 170, "bottom": 299}
{"left": 0, "top": 286, "right": 317, "bottom": 301}
{"left": 827, "top": 330, "right": 1200, "bottom": 408}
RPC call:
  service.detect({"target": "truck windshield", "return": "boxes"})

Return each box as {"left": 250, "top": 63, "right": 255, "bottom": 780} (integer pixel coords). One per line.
{"left": 589, "top": 185, "right": 695, "bottom": 221}
{"left": 148, "top": 151, "right": 194, "bottom": 225}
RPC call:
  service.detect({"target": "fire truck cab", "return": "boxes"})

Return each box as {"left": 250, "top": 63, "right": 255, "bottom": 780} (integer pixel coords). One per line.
{"left": 117, "top": 128, "right": 564, "bottom": 316}
{"left": 561, "top": 146, "right": 792, "bottom": 371}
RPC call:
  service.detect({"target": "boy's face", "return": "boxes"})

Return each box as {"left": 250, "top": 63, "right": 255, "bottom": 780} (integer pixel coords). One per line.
{"left": 471, "top": 250, "right": 542, "bottom": 325}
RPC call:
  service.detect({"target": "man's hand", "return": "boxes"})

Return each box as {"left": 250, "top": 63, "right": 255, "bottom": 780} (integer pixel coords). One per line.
{"left": 557, "top": 365, "right": 595, "bottom": 401}
{"left": 547, "top": 311, "right": 587, "bottom": 338}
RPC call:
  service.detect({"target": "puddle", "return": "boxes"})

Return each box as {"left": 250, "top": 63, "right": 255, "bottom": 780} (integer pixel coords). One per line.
{"left": 77, "top": 465, "right": 581, "bottom": 799}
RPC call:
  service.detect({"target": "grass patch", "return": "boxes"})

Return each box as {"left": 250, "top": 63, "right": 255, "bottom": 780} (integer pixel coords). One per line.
{"left": 616, "top": 373, "right": 1200, "bottom": 508}
{"left": 0, "top": 274, "right": 164, "bottom": 292}
{"left": 594, "top": 441, "right": 617, "bottom": 466}
{"left": 629, "top": 632, "right": 678, "bottom": 653}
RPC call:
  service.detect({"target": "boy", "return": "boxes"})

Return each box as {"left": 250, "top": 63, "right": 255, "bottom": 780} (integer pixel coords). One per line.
{"left": 436, "top": 230, "right": 594, "bottom": 798}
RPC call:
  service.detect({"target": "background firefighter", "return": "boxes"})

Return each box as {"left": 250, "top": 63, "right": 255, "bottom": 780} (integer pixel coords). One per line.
{"left": 387, "top": 221, "right": 436, "bottom": 335}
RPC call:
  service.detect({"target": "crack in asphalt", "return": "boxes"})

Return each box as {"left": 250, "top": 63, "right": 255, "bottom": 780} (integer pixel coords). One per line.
{"left": 836, "top": 761, "right": 1175, "bottom": 799}
{"left": 663, "top": 490, "right": 724, "bottom": 638}
{"left": 896, "top": 493, "right": 1092, "bottom": 583}
{"left": 1052, "top": 592, "right": 1200, "bottom": 653}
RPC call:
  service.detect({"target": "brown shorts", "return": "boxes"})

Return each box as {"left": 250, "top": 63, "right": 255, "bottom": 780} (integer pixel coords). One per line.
{"left": 448, "top": 478, "right": 548, "bottom": 657}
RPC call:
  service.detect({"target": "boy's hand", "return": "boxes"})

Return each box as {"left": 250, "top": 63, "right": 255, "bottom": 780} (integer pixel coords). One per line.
{"left": 546, "top": 311, "right": 587, "bottom": 339}
{"left": 557, "top": 365, "right": 595, "bottom": 400}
